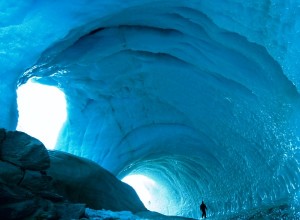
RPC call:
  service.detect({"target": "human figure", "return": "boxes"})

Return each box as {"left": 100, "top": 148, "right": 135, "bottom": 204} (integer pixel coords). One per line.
{"left": 200, "top": 201, "right": 207, "bottom": 218}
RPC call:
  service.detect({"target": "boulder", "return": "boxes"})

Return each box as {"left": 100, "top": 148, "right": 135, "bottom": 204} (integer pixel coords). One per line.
{"left": 0, "top": 183, "right": 34, "bottom": 204}
{"left": 27, "top": 199, "right": 58, "bottom": 220}
{"left": 0, "top": 130, "right": 146, "bottom": 218}
{"left": 47, "top": 150, "right": 146, "bottom": 213}
{"left": 37, "top": 190, "right": 64, "bottom": 202}
{"left": 0, "top": 131, "right": 50, "bottom": 171}
{"left": 0, "top": 130, "right": 88, "bottom": 220}
{"left": 19, "top": 170, "right": 53, "bottom": 193}
{"left": 0, "top": 199, "right": 38, "bottom": 220}
{"left": 0, "top": 161, "right": 23, "bottom": 185}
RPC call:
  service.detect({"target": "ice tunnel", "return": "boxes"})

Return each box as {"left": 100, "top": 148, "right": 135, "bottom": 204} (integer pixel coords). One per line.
{"left": 1, "top": 0, "right": 300, "bottom": 219}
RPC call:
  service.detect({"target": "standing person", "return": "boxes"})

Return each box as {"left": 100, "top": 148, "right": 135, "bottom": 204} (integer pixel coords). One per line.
{"left": 200, "top": 201, "right": 207, "bottom": 218}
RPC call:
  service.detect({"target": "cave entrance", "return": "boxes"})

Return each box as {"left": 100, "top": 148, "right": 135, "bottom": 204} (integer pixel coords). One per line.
{"left": 123, "top": 174, "right": 164, "bottom": 211}
{"left": 122, "top": 174, "right": 172, "bottom": 214}
{"left": 17, "top": 79, "right": 67, "bottom": 149}
{"left": 122, "top": 174, "right": 156, "bottom": 209}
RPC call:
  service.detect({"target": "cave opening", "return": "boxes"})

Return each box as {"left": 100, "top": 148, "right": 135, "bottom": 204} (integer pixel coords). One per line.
{"left": 122, "top": 174, "right": 155, "bottom": 209}
{"left": 122, "top": 173, "right": 174, "bottom": 215}
{"left": 16, "top": 79, "right": 67, "bottom": 149}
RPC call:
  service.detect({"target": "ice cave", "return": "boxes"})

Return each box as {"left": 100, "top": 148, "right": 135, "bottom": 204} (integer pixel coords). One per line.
{"left": 1, "top": 0, "right": 300, "bottom": 219}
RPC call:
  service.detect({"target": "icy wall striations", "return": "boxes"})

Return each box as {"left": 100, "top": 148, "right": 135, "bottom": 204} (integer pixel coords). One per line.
{"left": 1, "top": 0, "right": 300, "bottom": 219}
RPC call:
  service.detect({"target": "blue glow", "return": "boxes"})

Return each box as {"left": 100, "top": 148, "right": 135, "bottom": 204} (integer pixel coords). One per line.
{"left": 1, "top": 1, "right": 300, "bottom": 218}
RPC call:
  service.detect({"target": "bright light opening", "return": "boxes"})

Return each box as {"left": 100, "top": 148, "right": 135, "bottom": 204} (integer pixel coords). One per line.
{"left": 17, "top": 80, "right": 67, "bottom": 150}
{"left": 122, "top": 174, "right": 156, "bottom": 209}
{"left": 122, "top": 174, "right": 174, "bottom": 214}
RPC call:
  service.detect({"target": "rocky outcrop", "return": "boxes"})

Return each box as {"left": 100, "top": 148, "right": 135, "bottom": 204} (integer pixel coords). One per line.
{"left": 0, "top": 161, "right": 23, "bottom": 185}
{"left": 0, "top": 129, "right": 85, "bottom": 220}
{"left": 0, "top": 129, "right": 50, "bottom": 170}
{"left": 0, "top": 129, "right": 146, "bottom": 219}
{"left": 47, "top": 150, "right": 146, "bottom": 212}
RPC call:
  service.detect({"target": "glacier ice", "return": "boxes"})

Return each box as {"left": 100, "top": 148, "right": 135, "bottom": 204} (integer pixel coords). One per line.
{"left": 1, "top": 0, "right": 300, "bottom": 219}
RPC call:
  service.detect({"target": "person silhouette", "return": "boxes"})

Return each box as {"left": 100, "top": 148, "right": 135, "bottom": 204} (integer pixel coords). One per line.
{"left": 200, "top": 201, "right": 207, "bottom": 218}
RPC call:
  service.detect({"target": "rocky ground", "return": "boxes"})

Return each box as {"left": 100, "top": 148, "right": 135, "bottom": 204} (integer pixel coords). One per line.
{"left": 0, "top": 129, "right": 195, "bottom": 220}
{"left": 0, "top": 129, "right": 146, "bottom": 219}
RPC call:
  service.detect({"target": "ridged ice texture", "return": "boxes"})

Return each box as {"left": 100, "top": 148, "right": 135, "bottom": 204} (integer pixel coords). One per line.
{"left": 1, "top": 0, "right": 300, "bottom": 219}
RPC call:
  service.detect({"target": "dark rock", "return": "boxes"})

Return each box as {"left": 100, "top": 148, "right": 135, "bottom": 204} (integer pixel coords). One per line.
{"left": 0, "top": 199, "right": 38, "bottom": 220}
{"left": 0, "top": 183, "right": 34, "bottom": 204}
{"left": 38, "top": 191, "right": 64, "bottom": 202}
{"left": 0, "top": 128, "right": 5, "bottom": 144}
{"left": 25, "top": 199, "right": 58, "bottom": 220}
{"left": 47, "top": 150, "right": 146, "bottom": 213}
{"left": 0, "top": 131, "right": 50, "bottom": 171}
{"left": 19, "top": 170, "right": 53, "bottom": 192}
{"left": 0, "top": 161, "right": 23, "bottom": 185}
{"left": 0, "top": 130, "right": 145, "bottom": 219}
{"left": 0, "top": 131, "right": 92, "bottom": 220}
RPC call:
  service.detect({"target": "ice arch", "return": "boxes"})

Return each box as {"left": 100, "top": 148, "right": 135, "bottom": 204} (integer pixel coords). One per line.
{"left": 1, "top": 0, "right": 300, "bottom": 219}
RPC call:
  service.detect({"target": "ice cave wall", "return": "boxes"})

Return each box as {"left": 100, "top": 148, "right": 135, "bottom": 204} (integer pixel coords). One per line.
{"left": 1, "top": 0, "right": 300, "bottom": 218}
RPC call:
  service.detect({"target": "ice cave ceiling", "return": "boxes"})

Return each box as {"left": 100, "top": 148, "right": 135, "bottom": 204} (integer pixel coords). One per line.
{"left": 1, "top": 0, "right": 300, "bottom": 218}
